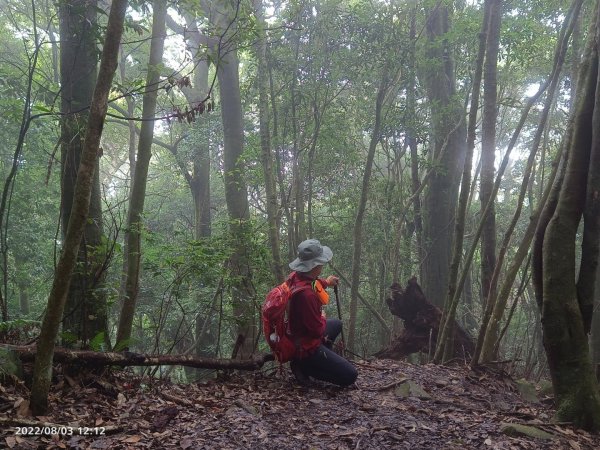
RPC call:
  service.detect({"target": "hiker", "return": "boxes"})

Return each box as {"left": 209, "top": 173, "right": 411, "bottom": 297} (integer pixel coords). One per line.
{"left": 287, "top": 239, "right": 358, "bottom": 387}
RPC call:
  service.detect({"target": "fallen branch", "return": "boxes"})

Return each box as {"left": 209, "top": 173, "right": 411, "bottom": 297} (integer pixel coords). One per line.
{"left": 1, "top": 344, "right": 274, "bottom": 370}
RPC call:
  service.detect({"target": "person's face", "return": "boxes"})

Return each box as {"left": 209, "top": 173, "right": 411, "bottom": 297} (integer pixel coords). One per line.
{"left": 310, "top": 265, "right": 323, "bottom": 278}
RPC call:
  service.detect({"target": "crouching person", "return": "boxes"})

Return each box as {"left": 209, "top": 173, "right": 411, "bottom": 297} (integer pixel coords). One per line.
{"left": 287, "top": 239, "right": 358, "bottom": 387}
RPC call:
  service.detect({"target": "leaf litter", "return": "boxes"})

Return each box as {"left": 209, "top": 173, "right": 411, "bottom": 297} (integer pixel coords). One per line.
{"left": 1, "top": 359, "right": 599, "bottom": 449}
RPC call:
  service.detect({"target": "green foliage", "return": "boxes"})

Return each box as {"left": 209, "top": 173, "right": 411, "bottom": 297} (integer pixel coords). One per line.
{"left": 0, "top": 0, "right": 580, "bottom": 367}
{"left": 0, "top": 319, "right": 41, "bottom": 342}
{"left": 89, "top": 332, "right": 108, "bottom": 352}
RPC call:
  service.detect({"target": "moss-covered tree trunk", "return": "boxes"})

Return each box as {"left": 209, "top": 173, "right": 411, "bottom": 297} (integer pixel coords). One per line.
{"left": 30, "top": 0, "right": 128, "bottom": 415}
{"left": 59, "top": 0, "right": 108, "bottom": 347}
{"left": 540, "top": 6, "right": 600, "bottom": 429}
{"left": 421, "top": 4, "right": 467, "bottom": 308}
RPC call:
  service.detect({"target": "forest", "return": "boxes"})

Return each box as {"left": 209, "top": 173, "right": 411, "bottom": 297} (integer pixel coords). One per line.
{"left": 1, "top": 0, "right": 600, "bottom": 447}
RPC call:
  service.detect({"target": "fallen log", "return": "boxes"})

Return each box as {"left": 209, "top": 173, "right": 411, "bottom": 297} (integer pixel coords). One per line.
{"left": 0, "top": 344, "right": 274, "bottom": 371}
{"left": 375, "top": 277, "right": 475, "bottom": 360}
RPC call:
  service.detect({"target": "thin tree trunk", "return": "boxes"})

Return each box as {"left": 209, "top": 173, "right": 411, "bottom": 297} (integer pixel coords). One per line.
{"left": 30, "top": 0, "right": 128, "bottom": 415}
{"left": 14, "top": 255, "right": 29, "bottom": 315}
{"left": 433, "top": 0, "right": 488, "bottom": 362}
{"left": 479, "top": 0, "right": 501, "bottom": 306}
{"left": 290, "top": 28, "right": 306, "bottom": 248}
{"left": 176, "top": 12, "right": 214, "bottom": 370}
{"left": 407, "top": 8, "right": 423, "bottom": 274}
{"left": 348, "top": 75, "right": 391, "bottom": 353}
{"left": 253, "top": 0, "right": 284, "bottom": 283}
{"left": 477, "top": 0, "right": 582, "bottom": 363}
{"left": 485, "top": 147, "right": 562, "bottom": 360}
{"left": 435, "top": 42, "right": 554, "bottom": 362}
{"left": 116, "top": 0, "right": 167, "bottom": 347}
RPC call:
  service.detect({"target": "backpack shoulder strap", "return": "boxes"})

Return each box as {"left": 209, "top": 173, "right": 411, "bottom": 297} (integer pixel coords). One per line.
{"left": 289, "top": 279, "right": 312, "bottom": 296}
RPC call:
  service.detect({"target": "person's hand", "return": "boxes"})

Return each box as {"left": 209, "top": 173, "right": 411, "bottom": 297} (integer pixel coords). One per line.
{"left": 325, "top": 275, "right": 339, "bottom": 287}
{"left": 321, "top": 310, "right": 327, "bottom": 319}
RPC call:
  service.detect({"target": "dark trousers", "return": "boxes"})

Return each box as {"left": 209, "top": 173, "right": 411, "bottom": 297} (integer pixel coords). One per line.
{"left": 294, "top": 319, "right": 358, "bottom": 387}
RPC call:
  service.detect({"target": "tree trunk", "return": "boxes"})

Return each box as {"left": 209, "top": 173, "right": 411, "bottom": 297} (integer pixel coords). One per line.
{"left": 162, "top": 10, "right": 216, "bottom": 376}
{"left": 59, "top": 0, "right": 108, "bottom": 347}
{"left": 433, "top": 0, "right": 488, "bottom": 362}
{"left": 13, "top": 254, "right": 30, "bottom": 315}
{"left": 348, "top": 75, "right": 390, "bottom": 354}
{"left": 591, "top": 263, "right": 600, "bottom": 367}
{"left": 4, "top": 344, "right": 273, "bottom": 371}
{"left": 479, "top": 0, "right": 501, "bottom": 305}
{"left": 407, "top": 8, "right": 423, "bottom": 275}
{"left": 29, "top": 0, "right": 128, "bottom": 416}
{"left": 116, "top": 0, "right": 167, "bottom": 348}
{"left": 421, "top": 5, "right": 467, "bottom": 308}
{"left": 253, "top": 0, "right": 284, "bottom": 283}
{"left": 290, "top": 29, "right": 307, "bottom": 248}
{"left": 477, "top": 0, "right": 582, "bottom": 363}
{"left": 208, "top": 0, "right": 257, "bottom": 358}
{"left": 541, "top": 9, "right": 600, "bottom": 428}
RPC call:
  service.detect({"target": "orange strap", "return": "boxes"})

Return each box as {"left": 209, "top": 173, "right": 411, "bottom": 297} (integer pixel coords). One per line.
{"left": 312, "top": 279, "right": 329, "bottom": 305}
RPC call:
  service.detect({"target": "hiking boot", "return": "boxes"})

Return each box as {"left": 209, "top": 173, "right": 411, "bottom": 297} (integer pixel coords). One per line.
{"left": 290, "top": 360, "right": 311, "bottom": 386}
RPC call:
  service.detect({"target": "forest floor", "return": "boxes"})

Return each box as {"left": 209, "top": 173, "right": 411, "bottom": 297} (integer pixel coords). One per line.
{"left": 1, "top": 358, "right": 599, "bottom": 450}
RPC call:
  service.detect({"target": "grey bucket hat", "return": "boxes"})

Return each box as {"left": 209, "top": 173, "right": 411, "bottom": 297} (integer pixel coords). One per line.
{"left": 289, "top": 239, "right": 333, "bottom": 272}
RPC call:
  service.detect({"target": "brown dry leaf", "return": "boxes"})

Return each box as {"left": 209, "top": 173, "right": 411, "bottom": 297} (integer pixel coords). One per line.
{"left": 16, "top": 399, "right": 30, "bottom": 417}
{"left": 117, "top": 393, "right": 127, "bottom": 406}
{"left": 122, "top": 435, "right": 142, "bottom": 443}
{"left": 4, "top": 436, "right": 16, "bottom": 449}
{"left": 568, "top": 440, "right": 581, "bottom": 450}
{"left": 180, "top": 437, "right": 193, "bottom": 449}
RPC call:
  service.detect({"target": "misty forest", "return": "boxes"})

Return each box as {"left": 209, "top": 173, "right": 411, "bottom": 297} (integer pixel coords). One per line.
{"left": 2, "top": 0, "right": 600, "bottom": 448}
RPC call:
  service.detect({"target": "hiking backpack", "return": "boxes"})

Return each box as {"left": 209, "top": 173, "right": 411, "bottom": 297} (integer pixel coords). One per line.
{"left": 262, "top": 273, "right": 311, "bottom": 363}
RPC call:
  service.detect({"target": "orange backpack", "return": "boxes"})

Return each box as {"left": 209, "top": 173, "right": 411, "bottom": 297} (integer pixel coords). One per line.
{"left": 262, "top": 273, "right": 311, "bottom": 363}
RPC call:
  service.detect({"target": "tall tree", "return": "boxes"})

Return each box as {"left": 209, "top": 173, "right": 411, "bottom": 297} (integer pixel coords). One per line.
{"left": 252, "top": 0, "right": 284, "bottom": 283}
{"left": 206, "top": 0, "right": 257, "bottom": 357}
{"left": 421, "top": 4, "right": 467, "bottom": 308}
{"left": 537, "top": 3, "right": 600, "bottom": 429}
{"left": 348, "top": 71, "right": 398, "bottom": 353}
{"left": 476, "top": 0, "right": 582, "bottom": 363}
{"left": 59, "top": 0, "right": 108, "bottom": 347}
{"left": 435, "top": 0, "right": 490, "bottom": 363}
{"left": 116, "top": 0, "right": 168, "bottom": 348}
{"left": 479, "top": 0, "right": 501, "bottom": 304}
{"left": 30, "top": 0, "right": 129, "bottom": 415}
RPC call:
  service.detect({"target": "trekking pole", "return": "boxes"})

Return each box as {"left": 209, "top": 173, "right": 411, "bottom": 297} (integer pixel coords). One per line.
{"left": 334, "top": 285, "right": 346, "bottom": 355}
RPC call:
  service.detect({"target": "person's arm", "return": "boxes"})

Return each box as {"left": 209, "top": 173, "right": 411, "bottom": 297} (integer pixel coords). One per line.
{"left": 320, "top": 275, "right": 339, "bottom": 289}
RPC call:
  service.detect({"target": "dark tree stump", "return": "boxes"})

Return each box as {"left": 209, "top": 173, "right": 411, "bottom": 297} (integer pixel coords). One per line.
{"left": 375, "top": 277, "right": 475, "bottom": 360}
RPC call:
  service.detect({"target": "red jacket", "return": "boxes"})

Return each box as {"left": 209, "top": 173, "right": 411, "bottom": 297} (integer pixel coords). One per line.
{"left": 288, "top": 272, "right": 329, "bottom": 358}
